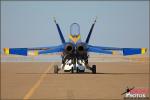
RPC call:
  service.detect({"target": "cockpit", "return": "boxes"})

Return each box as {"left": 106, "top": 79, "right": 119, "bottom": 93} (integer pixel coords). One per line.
{"left": 69, "top": 23, "right": 81, "bottom": 43}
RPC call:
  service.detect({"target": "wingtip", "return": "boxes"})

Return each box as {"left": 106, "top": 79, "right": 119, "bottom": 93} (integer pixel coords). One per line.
{"left": 3, "top": 48, "right": 9, "bottom": 55}
{"left": 141, "top": 48, "right": 147, "bottom": 54}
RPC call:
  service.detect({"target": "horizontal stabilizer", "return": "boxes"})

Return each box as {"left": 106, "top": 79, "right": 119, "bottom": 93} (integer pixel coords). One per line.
{"left": 4, "top": 48, "right": 28, "bottom": 56}
{"left": 123, "top": 48, "right": 147, "bottom": 56}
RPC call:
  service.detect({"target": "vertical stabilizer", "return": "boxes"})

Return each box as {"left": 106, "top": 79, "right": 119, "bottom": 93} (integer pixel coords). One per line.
{"left": 54, "top": 17, "right": 65, "bottom": 43}
{"left": 85, "top": 17, "right": 97, "bottom": 44}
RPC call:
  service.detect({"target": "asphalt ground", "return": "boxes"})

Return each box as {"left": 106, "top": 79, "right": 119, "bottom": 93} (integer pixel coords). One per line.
{"left": 1, "top": 60, "right": 149, "bottom": 100}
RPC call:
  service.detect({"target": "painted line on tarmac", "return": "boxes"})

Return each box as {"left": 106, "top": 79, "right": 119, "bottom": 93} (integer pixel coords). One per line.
{"left": 23, "top": 64, "right": 53, "bottom": 99}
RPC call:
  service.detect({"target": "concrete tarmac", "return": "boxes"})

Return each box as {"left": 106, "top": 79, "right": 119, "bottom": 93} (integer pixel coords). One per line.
{"left": 1, "top": 60, "right": 149, "bottom": 99}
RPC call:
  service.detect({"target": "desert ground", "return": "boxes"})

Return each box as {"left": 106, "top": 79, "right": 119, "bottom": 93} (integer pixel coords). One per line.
{"left": 1, "top": 55, "right": 149, "bottom": 100}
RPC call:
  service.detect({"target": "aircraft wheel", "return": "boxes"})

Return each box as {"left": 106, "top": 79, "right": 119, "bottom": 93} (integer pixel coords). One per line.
{"left": 54, "top": 65, "right": 58, "bottom": 74}
{"left": 92, "top": 65, "right": 96, "bottom": 74}
{"left": 71, "top": 67, "right": 74, "bottom": 73}
{"left": 79, "top": 70, "right": 85, "bottom": 73}
{"left": 76, "top": 67, "right": 79, "bottom": 73}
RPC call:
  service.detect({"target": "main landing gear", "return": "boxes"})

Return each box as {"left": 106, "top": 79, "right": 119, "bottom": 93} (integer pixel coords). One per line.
{"left": 53, "top": 59, "right": 96, "bottom": 74}
{"left": 91, "top": 65, "right": 96, "bottom": 74}
{"left": 53, "top": 64, "right": 96, "bottom": 74}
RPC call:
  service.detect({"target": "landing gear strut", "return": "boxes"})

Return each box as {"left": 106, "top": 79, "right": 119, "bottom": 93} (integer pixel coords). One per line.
{"left": 71, "top": 67, "right": 74, "bottom": 73}
{"left": 76, "top": 67, "right": 79, "bottom": 73}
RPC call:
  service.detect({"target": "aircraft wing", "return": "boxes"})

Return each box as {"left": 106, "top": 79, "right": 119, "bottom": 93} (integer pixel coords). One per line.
{"left": 3, "top": 45, "right": 64, "bottom": 56}
{"left": 88, "top": 45, "right": 123, "bottom": 50}
{"left": 87, "top": 45, "right": 147, "bottom": 56}
{"left": 38, "top": 45, "right": 64, "bottom": 54}
{"left": 87, "top": 45, "right": 113, "bottom": 54}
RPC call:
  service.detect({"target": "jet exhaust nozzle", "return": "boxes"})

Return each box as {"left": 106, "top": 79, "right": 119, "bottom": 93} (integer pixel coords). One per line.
{"left": 77, "top": 45, "right": 84, "bottom": 52}
{"left": 65, "top": 43, "right": 74, "bottom": 53}
{"left": 77, "top": 43, "right": 87, "bottom": 54}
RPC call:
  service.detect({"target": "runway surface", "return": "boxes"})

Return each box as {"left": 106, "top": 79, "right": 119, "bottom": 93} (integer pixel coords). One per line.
{"left": 1, "top": 60, "right": 149, "bottom": 99}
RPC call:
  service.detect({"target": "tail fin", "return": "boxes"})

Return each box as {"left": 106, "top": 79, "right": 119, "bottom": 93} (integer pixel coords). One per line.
{"left": 85, "top": 17, "right": 97, "bottom": 43}
{"left": 53, "top": 17, "right": 65, "bottom": 43}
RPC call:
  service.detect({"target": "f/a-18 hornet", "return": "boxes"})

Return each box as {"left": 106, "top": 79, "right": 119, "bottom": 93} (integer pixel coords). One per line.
{"left": 4, "top": 17, "right": 147, "bottom": 74}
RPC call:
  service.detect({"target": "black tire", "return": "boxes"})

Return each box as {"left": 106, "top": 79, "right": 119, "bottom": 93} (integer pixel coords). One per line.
{"left": 76, "top": 67, "right": 79, "bottom": 73}
{"left": 79, "top": 70, "right": 85, "bottom": 73}
{"left": 54, "top": 65, "right": 58, "bottom": 74}
{"left": 92, "top": 65, "right": 96, "bottom": 74}
{"left": 71, "top": 67, "right": 74, "bottom": 73}
{"left": 85, "top": 59, "right": 88, "bottom": 65}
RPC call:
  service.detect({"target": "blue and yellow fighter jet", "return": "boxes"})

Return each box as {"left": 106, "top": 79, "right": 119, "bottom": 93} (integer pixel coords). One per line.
{"left": 4, "top": 17, "right": 147, "bottom": 74}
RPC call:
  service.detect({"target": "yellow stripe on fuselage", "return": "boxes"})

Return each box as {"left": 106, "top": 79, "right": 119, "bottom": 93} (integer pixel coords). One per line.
{"left": 69, "top": 34, "right": 81, "bottom": 43}
{"left": 141, "top": 48, "right": 147, "bottom": 54}
{"left": 4, "top": 48, "right": 9, "bottom": 55}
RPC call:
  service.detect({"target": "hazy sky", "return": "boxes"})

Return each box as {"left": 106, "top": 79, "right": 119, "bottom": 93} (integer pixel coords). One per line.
{"left": 1, "top": 1, "right": 149, "bottom": 52}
